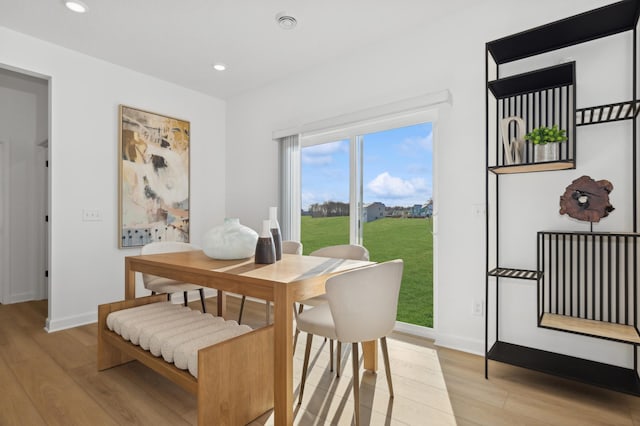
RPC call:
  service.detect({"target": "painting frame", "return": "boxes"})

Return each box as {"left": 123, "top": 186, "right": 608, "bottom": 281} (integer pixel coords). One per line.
{"left": 118, "top": 105, "right": 190, "bottom": 248}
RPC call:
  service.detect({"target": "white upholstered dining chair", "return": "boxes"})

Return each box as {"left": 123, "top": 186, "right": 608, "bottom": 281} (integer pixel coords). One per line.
{"left": 293, "top": 243, "right": 370, "bottom": 374}
{"left": 140, "top": 241, "right": 207, "bottom": 312}
{"left": 296, "top": 259, "right": 404, "bottom": 426}
{"left": 237, "top": 240, "right": 303, "bottom": 324}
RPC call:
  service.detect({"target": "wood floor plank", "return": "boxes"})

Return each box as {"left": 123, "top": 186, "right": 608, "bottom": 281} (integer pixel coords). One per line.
{"left": 452, "top": 393, "right": 551, "bottom": 426}
{"left": 503, "top": 392, "right": 633, "bottom": 426}
{"left": 10, "top": 354, "right": 119, "bottom": 426}
{"left": 120, "top": 361, "right": 198, "bottom": 417}
{"left": 0, "top": 354, "right": 47, "bottom": 426}
{"left": 69, "top": 363, "right": 192, "bottom": 425}
{"left": 0, "top": 323, "right": 46, "bottom": 364}
{"left": 33, "top": 328, "right": 95, "bottom": 371}
{"left": 627, "top": 393, "right": 640, "bottom": 426}
{"left": 65, "top": 323, "right": 99, "bottom": 348}
{"left": 441, "top": 371, "right": 509, "bottom": 409}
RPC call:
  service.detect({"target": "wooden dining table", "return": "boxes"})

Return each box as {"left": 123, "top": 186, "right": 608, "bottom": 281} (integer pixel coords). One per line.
{"left": 123, "top": 250, "right": 376, "bottom": 425}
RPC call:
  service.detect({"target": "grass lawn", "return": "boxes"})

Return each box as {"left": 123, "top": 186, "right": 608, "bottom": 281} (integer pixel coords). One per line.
{"left": 301, "top": 216, "right": 433, "bottom": 327}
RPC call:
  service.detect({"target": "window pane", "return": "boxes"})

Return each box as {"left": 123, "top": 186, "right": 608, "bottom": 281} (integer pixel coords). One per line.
{"left": 300, "top": 140, "right": 350, "bottom": 253}
{"left": 362, "top": 123, "right": 433, "bottom": 327}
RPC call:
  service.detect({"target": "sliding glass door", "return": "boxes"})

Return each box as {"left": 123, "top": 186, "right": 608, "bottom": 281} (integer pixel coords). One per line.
{"left": 301, "top": 123, "right": 434, "bottom": 327}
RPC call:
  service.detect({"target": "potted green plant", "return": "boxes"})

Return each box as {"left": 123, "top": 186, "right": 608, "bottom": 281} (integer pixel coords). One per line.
{"left": 524, "top": 124, "right": 567, "bottom": 162}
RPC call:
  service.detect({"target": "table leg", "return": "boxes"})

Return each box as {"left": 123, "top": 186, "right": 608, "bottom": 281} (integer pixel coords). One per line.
{"left": 124, "top": 258, "right": 135, "bottom": 300}
{"left": 216, "top": 290, "right": 226, "bottom": 318}
{"left": 273, "top": 285, "right": 293, "bottom": 426}
{"left": 363, "top": 340, "right": 378, "bottom": 372}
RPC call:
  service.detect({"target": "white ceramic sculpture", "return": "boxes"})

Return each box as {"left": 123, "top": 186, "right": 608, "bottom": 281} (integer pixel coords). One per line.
{"left": 202, "top": 218, "right": 258, "bottom": 259}
{"left": 500, "top": 116, "right": 525, "bottom": 165}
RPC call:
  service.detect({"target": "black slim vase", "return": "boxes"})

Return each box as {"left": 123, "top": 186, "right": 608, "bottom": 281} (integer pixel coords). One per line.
{"left": 270, "top": 206, "right": 282, "bottom": 261}
{"left": 255, "top": 219, "right": 276, "bottom": 264}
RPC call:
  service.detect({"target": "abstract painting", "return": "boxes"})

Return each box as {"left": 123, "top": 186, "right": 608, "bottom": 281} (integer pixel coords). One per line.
{"left": 118, "top": 105, "right": 190, "bottom": 248}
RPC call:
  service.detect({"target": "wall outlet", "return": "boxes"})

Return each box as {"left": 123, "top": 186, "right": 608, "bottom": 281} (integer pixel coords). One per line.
{"left": 82, "top": 208, "right": 102, "bottom": 221}
{"left": 472, "top": 299, "right": 484, "bottom": 316}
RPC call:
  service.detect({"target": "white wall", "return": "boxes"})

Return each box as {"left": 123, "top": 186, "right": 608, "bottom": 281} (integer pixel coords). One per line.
{"left": 225, "top": 0, "right": 633, "bottom": 366}
{"left": 0, "top": 69, "right": 47, "bottom": 303}
{"left": 0, "top": 27, "right": 226, "bottom": 331}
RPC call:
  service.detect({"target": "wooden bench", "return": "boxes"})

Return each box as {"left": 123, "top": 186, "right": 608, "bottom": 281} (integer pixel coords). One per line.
{"left": 98, "top": 295, "right": 274, "bottom": 425}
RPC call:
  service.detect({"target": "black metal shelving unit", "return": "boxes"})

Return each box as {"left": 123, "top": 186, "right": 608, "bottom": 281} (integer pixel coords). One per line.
{"left": 485, "top": 0, "right": 640, "bottom": 396}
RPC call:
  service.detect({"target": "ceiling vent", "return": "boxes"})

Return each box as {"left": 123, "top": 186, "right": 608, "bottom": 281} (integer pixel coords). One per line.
{"left": 276, "top": 12, "right": 297, "bottom": 30}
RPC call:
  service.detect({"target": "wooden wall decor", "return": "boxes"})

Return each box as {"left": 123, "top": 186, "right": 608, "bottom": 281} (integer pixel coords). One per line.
{"left": 559, "top": 175, "right": 614, "bottom": 222}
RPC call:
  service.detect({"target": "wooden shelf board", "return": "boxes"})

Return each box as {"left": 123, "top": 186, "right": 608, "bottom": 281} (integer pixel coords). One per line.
{"left": 488, "top": 268, "right": 540, "bottom": 280}
{"left": 540, "top": 313, "right": 640, "bottom": 344}
{"left": 487, "top": 341, "right": 640, "bottom": 396}
{"left": 489, "top": 161, "right": 575, "bottom": 174}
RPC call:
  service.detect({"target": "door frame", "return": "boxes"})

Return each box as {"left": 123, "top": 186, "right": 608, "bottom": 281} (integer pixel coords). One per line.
{"left": 0, "top": 140, "right": 9, "bottom": 304}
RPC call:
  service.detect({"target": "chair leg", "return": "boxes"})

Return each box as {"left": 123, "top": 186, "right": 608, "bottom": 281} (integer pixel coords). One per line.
{"left": 166, "top": 293, "right": 171, "bottom": 301}
{"left": 352, "top": 342, "right": 360, "bottom": 426}
{"left": 329, "top": 339, "right": 334, "bottom": 372}
{"left": 298, "top": 333, "right": 314, "bottom": 405}
{"left": 183, "top": 291, "right": 188, "bottom": 307}
{"left": 199, "top": 288, "right": 206, "bottom": 313}
{"left": 336, "top": 341, "right": 342, "bottom": 377}
{"left": 293, "top": 303, "right": 304, "bottom": 351}
{"left": 265, "top": 301, "right": 270, "bottom": 324}
{"left": 238, "top": 295, "right": 246, "bottom": 324}
{"left": 380, "top": 336, "right": 394, "bottom": 397}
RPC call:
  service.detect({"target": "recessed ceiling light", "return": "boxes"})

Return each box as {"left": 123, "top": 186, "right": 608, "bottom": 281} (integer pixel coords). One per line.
{"left": 64, "top": 0, "right": 89, "bottom": 13}
{"left": 276, "top": 12, "right": 297, "bottom": 30}
{"left": 213, "top": 63, "right": 226, "bottom": 71}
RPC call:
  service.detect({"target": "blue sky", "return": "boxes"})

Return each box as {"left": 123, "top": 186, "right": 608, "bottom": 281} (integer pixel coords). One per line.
{"left": 301, "top": 122, "right": 433, "bottom": 210}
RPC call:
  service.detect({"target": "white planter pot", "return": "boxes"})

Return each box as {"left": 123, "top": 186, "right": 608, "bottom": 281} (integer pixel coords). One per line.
{"left": 534, "top": 143, "right": 559, "bottom": 162}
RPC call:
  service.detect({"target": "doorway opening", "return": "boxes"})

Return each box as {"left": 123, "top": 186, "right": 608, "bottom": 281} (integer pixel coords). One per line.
{"left": 0, "top": 67, "right": 50, "bottom": 317}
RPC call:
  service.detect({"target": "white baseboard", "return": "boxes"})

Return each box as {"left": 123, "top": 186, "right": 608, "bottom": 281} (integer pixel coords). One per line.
{"left": 6, "top": 292, "right": 37, "bottom": 304}
{"left": 434, "top": 332, "right": 484, "bottom": 356}
{"left": 45, "top": 310, "right": 97, "bottom": 333}
{"left": 393, "top": 321, "right": 436, "bottom": 340}
{"left": 391, "top": 324, "right": 484, "bottom": 358}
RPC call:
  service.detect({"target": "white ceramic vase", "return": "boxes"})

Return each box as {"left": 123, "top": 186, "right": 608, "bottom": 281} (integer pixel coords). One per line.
{"left": 202, "top": 218, "right": 258, "bottom": 259}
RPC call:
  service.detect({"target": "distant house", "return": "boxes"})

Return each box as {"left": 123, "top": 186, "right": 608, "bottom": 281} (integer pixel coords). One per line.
{"left": 410, "top": 202, "right": 433, "bottom": 218}
{"left": 424, "top": 203, "right": 433, "bottom": 217}
{"left": 363, "top": 202, "right": 385, "bottom": 223}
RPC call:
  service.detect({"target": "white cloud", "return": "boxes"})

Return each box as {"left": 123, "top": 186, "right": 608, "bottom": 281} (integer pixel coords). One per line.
{"left": 399, "top": 131, "right": 433, "bottom": 154}
{"left": 304, "top": 142, "right": 345, "bottom": 155}
{"left": 367, "top": 172, "right": 427, "bottom": 198}
{"left": 302, "top": 141, "right": 347, "bottom": 165}
{"left": 302, "top": 154, "right": 333, "bottom": 165}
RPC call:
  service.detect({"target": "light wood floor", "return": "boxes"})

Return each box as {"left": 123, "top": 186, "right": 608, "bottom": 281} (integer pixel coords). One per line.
{"left": 0, "top": 297, "right": 638, "bottom": 425}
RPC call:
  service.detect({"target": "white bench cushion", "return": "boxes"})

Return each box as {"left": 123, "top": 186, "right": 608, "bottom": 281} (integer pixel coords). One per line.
{"left": 106, "top": 303, "right": 251, "bottom": 379}
{"left": 107, "top": 302, "right": 174, "bottom": 334}
{"left": 184, "top": 325, "right": 252, "bottom": 378}
{"left": 149, "top": 315, "right": 221, "bottom": 356}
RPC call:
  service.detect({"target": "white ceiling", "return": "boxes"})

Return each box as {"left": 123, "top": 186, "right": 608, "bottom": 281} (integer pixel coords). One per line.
{"left": 0, "top": 0, "right": 469, "bottom": 99}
